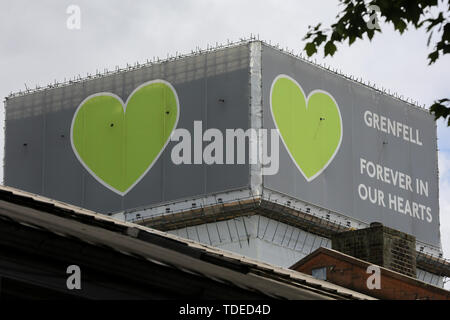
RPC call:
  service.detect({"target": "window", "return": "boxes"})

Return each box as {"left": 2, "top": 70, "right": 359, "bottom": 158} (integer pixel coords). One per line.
{"left": 311, "top": 267, "right": 327, "bottom": 281}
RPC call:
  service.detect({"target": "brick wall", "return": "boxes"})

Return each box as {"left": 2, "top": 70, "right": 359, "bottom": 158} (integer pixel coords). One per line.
{"left": 331, "top": 222, "right": 416, "bottom": 277}
{"left": 291, "top": 248, "right": 450, "bottom": 300}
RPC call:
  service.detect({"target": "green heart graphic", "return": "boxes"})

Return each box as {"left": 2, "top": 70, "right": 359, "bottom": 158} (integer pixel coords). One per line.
{"left": 270, "top": 75, "right": 342, "bottom": 181}
{"left": 71, "top": 80, "right": 179, "bottom": 195}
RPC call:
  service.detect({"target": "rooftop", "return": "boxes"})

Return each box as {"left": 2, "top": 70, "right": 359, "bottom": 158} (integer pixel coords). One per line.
{"left": 0, "top": 184, "right": 374, "bottom": 299}
{"left": 291, "top": 247, "right": 450, "bottom": 300}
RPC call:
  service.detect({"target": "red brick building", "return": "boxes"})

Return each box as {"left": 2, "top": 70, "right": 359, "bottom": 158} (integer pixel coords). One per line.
{"left": 291, "top": 247, "right": 450, "bottom": 300}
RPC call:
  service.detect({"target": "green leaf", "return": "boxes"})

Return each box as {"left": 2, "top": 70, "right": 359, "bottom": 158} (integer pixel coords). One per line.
{"left": 305, "top": 42, "right": 317, "bottom": 57}
{"left": 443, "top": 23, "right": 450, "bottom": 41}
{"left": 349, "top": 35, "right": 356, "bottom": 45}
{"left": 335, "top": 23, "right": 345, "bottom": 36}
{"left": 428, "top": 50, "right": 439, "bottom": 64}
{"left": 324, "top": 41, "right": 337, "bottom": 56}
{"left": 395, "top": 19, "right": 407, "bottom": 33}
{"left": 443, "top": 43, "right": 450, "bottom": 54}
{"left": 430, "top": 99, "right": 450, "bottom": 124}
{"left": 314, "top": 33, "right": 327, "bottom": 46}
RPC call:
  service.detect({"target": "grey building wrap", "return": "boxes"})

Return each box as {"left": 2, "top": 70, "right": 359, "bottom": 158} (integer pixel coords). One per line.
{"left": 261, "top": 44, "right": 439, "bottom": 247}
{"left": 4, "top": 41, "right": 441, "bottom": 247}
{"left": 5, "top": 44, "right": 251, "bottom": 213}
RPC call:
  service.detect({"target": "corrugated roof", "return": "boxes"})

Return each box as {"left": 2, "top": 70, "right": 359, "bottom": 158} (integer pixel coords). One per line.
{"left": 0, "top": 184, "right": 375, "bottom": 300}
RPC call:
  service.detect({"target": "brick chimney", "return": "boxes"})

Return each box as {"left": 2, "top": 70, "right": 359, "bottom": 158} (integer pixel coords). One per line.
{"left": 331, "top": 222, "right": 416, "bottom": 277}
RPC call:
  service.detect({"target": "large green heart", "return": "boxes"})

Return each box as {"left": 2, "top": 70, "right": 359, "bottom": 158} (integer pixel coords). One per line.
{"left": 71, "top": 80, "right": 179, "bottom": 195}
{"left": 270, "top": 75, "right": 342, "bottom": 181}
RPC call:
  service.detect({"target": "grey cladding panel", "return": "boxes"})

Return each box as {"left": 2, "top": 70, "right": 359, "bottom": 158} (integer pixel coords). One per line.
{"left": 261, "top": 44, "right": 440, "bottom": 246}
{"left": 4, "top": 44, "right": 250, "bottom": 213}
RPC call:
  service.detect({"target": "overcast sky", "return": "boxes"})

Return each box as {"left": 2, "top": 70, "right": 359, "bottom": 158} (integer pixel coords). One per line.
{"left": 1, "top": 0, "right": 449, "bottom": 280}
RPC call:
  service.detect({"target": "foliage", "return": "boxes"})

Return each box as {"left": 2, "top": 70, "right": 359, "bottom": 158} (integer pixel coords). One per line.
{"left": 303, "top": 0, "right": 450, "bottom": 124}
